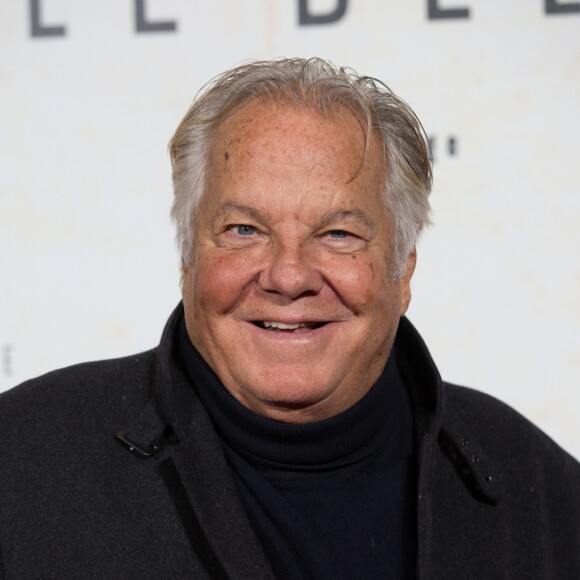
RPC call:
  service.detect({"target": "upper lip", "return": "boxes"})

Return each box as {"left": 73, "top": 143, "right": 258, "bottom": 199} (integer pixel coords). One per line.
{"left": 246, "top": 316, "right": 335, "bottom": 324}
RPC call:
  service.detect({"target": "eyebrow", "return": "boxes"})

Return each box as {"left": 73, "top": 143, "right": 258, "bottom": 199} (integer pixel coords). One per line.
{"left": 214, "top": 202, "right": 375, "bottom": 233}
{"left": 318, "top": 209, "right": 375, "bottom": 233}
{"left": 215, "top": 202, "right": 267, "bottom": 223}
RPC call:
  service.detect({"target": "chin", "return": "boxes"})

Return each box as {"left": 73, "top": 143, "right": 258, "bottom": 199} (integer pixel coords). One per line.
{"left": 235, "top": 370, "right": 344, "bottom": 418}
{"left": 257, "top": 386, "right": 330, "bottom": 408}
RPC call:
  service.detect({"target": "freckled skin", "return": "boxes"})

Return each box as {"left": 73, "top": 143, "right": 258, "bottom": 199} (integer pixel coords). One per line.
{"left": 182, "top": 100, "right": 416, "bottom": 423}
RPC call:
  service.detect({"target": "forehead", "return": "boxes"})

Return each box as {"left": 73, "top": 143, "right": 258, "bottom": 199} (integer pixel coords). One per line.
{"left": 206, "top": 100, "right": 385, "bottom": 199}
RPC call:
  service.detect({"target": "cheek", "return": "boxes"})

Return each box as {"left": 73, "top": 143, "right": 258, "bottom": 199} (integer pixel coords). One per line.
{"left": 323, "top": 255, "right": 391, "bottom": 310}
{"left": 192, "top": 253, "right": 258, "bottom": 313}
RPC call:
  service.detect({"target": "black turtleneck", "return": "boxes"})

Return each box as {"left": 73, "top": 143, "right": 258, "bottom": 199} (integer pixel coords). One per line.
{"left": 177, "top": 319, "right": 416, "bottom": 580}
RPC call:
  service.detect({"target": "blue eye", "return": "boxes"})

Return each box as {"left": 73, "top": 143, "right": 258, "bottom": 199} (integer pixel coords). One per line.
{"left": 328, "top": 230, "right": 348, "bottom": 239}
{"left": 234, "top": 225, "right": 255, "bottom": 236}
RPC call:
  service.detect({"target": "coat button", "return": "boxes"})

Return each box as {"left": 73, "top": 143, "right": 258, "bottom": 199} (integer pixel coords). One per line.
{"left": 472, "top": 454, "right": 480, "bottom": 463}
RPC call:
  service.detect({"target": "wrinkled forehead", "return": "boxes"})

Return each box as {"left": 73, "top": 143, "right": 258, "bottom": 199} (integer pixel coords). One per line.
{"left": 206, "top": 96, "right": 385, "bottom": 183}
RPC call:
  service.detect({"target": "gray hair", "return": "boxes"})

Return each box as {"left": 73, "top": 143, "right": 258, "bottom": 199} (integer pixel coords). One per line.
{"left": 169, "top": 57, "right": 432, "bottom": 277}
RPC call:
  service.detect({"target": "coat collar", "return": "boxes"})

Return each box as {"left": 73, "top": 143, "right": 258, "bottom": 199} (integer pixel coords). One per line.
{"left": 396, "top": 316, "right": 502, "bottom": 505}
{"left": 117, "top": 304, "right": 503, "bottom": 503}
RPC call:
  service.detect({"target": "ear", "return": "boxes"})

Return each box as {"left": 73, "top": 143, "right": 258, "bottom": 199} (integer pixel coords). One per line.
{"left": 399, "top": 248, "right": 417, "bottom": 316}
{"left": 180, "top": 260, "right": 191, "bottom": 292}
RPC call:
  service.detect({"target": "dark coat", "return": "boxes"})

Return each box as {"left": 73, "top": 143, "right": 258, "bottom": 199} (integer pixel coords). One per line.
{"left": 1, "top": 304, "right": 578, "bottom": 579}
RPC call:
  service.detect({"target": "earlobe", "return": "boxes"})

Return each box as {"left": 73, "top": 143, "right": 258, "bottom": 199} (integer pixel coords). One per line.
{"left": 180, "top": 261, "right": 190, "bottom": 291}
{"left": 400, "top": 248, "right": 417, "bottom": 315}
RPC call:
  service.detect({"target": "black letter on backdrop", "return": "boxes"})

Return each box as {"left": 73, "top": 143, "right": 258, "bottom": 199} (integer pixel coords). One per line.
{"left": 447, "top": 136, "right": 458, "bottom": 156}
{"left": 299, "top": 0, "right": 347, "bottom": 25}
{"left": 428, "top": 0, "right": 470, "bottom": 20}
{"left": 545, "top": 0, "right": 580, "bottom": 14}
{"left": 30, "top": 0, "right": 66, "bottom": 37}
{"left": 135, "top": 0, "right": 177, "bottom": 33}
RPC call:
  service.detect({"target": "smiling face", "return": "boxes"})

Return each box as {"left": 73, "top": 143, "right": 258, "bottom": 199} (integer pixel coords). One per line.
{"left": 182, "top": 100, "right": 416, "bottom": 422}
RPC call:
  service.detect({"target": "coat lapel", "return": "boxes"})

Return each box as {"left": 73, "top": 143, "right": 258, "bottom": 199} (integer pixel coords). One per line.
{"left": 167, "top": 402, "right": 276, "bottom": 580}
{"left": 117, "top": 304, "right": 275, "bottom": 579}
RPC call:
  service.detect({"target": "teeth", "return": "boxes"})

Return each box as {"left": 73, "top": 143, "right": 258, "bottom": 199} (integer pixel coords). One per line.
{"left": 263, "top": 321, "right": 306, "bottom": 330}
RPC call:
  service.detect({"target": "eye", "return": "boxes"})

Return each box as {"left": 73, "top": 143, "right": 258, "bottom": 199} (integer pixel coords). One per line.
{"left": 319, "top": 228, "right": 367, "bottom": 252}
{"left": 327, "top": 230, "right": 350, "bottom": 239}
{"left": 231, "top": 225, "right": 256, "bottom": 236}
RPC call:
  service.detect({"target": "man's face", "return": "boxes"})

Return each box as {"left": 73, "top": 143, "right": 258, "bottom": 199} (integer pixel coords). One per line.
{"left": 182, "top": 100, "right": 415, "bottom": 422}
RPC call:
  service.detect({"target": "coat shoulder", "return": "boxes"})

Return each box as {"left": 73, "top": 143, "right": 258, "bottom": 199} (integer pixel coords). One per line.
{"left": 431, "top": 383, "right": 580, "bottom": 578}
{"left": 0, "top": 350, "right": 157, "bottom": 448}
{"left": 444, "top": 382, "right": 578, "bottom": 467}
{"left": 442, "top": 382, "right": 580, "bottom": 528}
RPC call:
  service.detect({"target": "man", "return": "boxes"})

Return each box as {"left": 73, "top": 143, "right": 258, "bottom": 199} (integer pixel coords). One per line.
{"left": 0, "top": 58, "right": 578, "bottom": 579}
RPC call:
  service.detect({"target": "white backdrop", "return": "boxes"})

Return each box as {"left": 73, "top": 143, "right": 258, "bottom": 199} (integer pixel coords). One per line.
{"left": 1, "top": 0, "right": 579, "bottom": 458}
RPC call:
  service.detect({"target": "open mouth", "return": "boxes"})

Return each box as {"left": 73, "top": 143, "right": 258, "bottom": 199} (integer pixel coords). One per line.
{"left": 252, "top": 321, "right": 328, "bottom": 331}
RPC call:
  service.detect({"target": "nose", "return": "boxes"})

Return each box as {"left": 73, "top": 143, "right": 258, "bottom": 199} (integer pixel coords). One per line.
{"left": 259, "top": 241, "right": 324, "bottom": 299}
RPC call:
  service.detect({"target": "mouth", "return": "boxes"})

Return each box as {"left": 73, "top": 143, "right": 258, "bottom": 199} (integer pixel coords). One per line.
{"left": 252, "top": 321, "right": 329, "bottom": 332}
